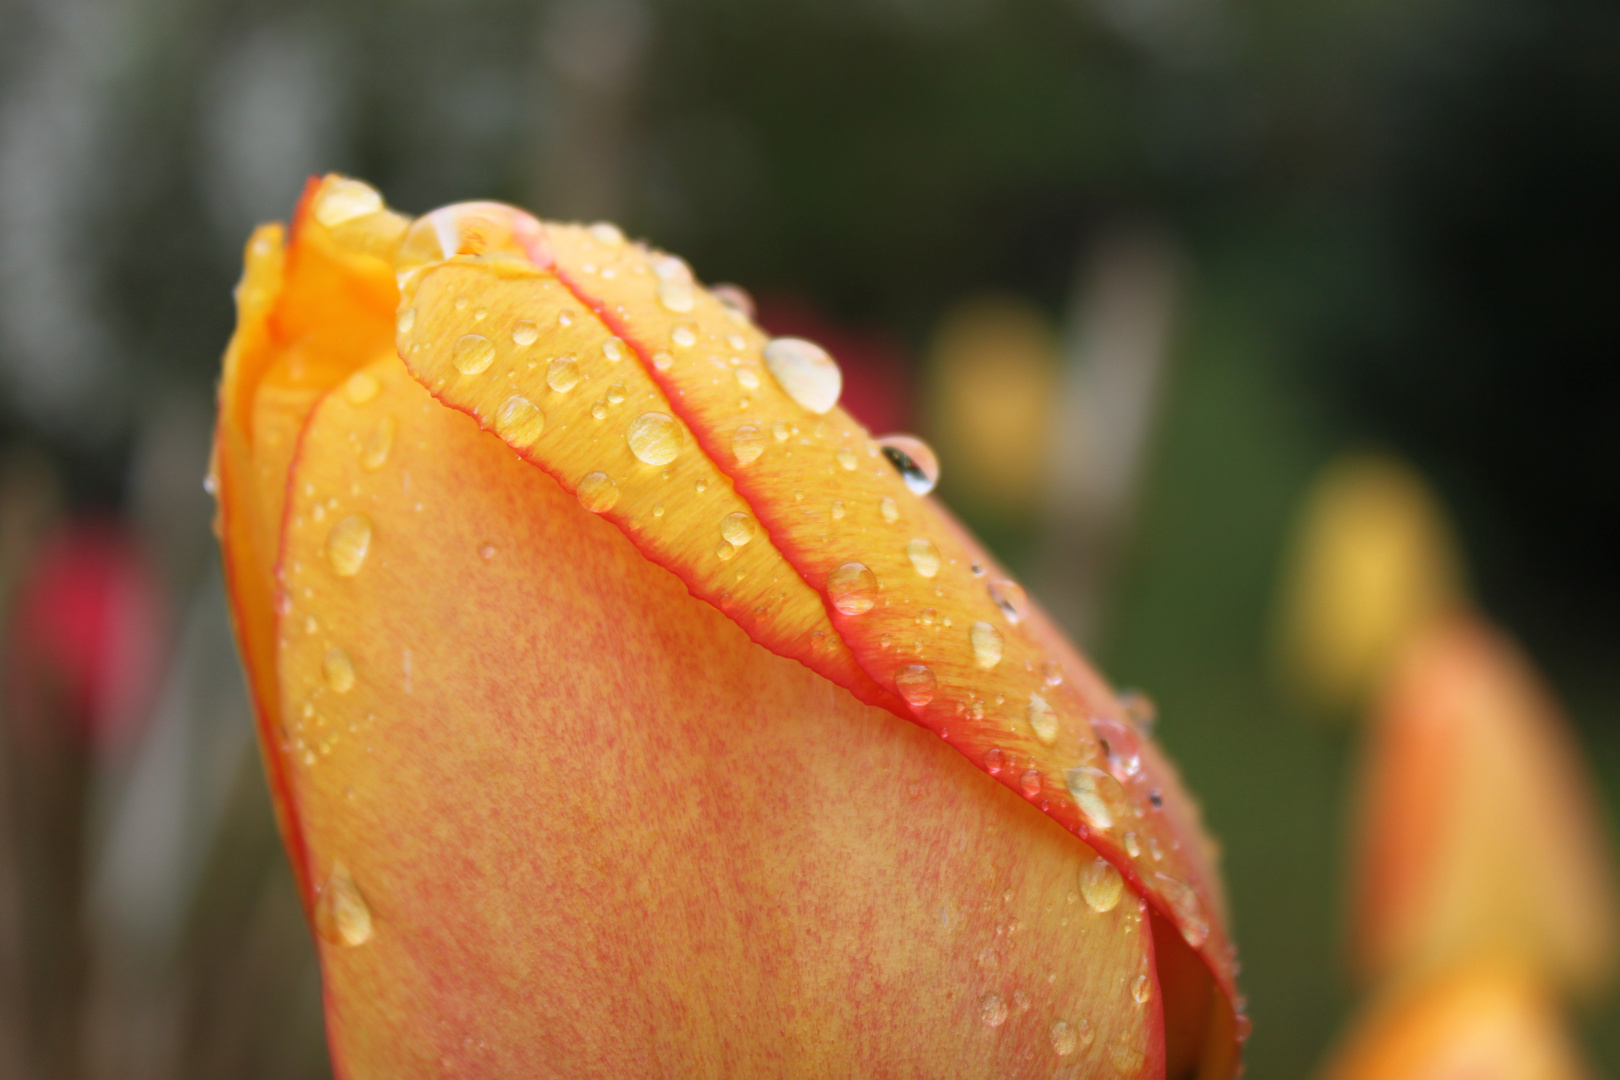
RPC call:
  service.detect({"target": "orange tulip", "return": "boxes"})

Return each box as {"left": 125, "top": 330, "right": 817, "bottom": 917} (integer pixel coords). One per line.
{"left": 211, "top": 175, "right": 1242, "bottom": 1078}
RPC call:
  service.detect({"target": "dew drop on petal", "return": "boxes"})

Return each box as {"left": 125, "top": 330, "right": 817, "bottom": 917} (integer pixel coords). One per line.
{"left": 716, "top": 540, "right": 736, "bottom": 561}
{"left": 323, "top": 647, "right": 356, "bottom": 693}
{"left": 979, "top": 992, "right": 1009, "bottom": 1028}
{"left": 326, "top": 515, "right": 373, "bottom": 577}
{"left": 1154, "top": 873, "right": 1211, "bottom": 948}
{"left": 711, "top": 283, "right": 756, "bottom": 320}
{"left": 1133, "top": 975, "right": 1153, "bottom": 1005}
{"left": 834, "top": 447, "right": 859, "bottom": 471}
{"left": 652, "top": 349, "right": 674, "bottom": 371}
{"left": 314, "top": 179, "right": 383, "bottom": 227}
{"left": 1020, "top": 769, "right": 1043, "bottom": 798}
{"left": 1124, "top": 831, "right": 1142, "bottom": 858}
{"left": 732, "top": 425, "right": 765, "bottom": 465}
{"left": 626, "top": 412, "right": 683, "bottom": 466}
{"left": 345, "top": 370, "right": 380, "bottom": 404}
{"left": 1026, "top": 692, "right": 1058, "bottom": 745}
{"left": 602, "top": 336, "right": 626, "bottom": 363}
{"left": 720, "top": 512, "right": 756, "bottom": 547}
{"left": 827, "top": 562, "right": 878, "bottom": 615}
{"left": 895, "top": 664, "right": 937, "bottom": 707}
{"left": 735, "top": 367, "right": 760, "bottom": 390}
{"left": 1065, "top": 765, "right": 1125, "bottom": 830}
{"left": 1050, "top": 1021, "right": 1078, "bottom": 1056}
{"left": 547, "top": 356, "right": 580, "bottom": 392}
{"left": 1092, "top": 716, "right": 1143, "bottom": 779}
{"left": 906, "top": 537, "right": 941, "bottom": 578}
{"left": 831, "top": 500, "right": 846, "bottom": 520}
{"left": 970, "top": 621, "right": 1004, "bottom": 669}
{"left": 1080, "top": 856, "right": 1124, "bottom": 913}
{"left": 1043, "top": 660, "right": 1065, "bottom": 687}
{"left": 880, "top": 497, "right": 899, "bottom": 523}
{"left": 984, "top": 748, "right": 1005, "bottom": 774}
{"left": 588, "top": 221, "right": 625, "bottom": 246}
{"left": 577, "top": 472, "right": 619, "bottom": 513}
{"left": 658, "top": 279, "right": 695, "bottom": 312}
{"left": 763, "top": 337, "right": 842, "bottom": 414}
{"left": 512, "top": 320, "right": 539, "bottom": 346}
{"left": 496, "top": 395, "right": 545, "bottom": 447}
{"left": 314, "top": 861, "right": 374, "bottom": 946}
{"left": 1119, "top": 688, "right": 1159, "bottom": 735}
{"left": 361, "top": 416, "right": 395, "bottom": 471}
{"left": 396, "top": 307, "right": 416, "bottom": 335}
{"left": 988, "top": 579, "right": 1029, "bottom": 623}
{"left": 671, "top": 323, "right": 698, "bottom": 348}
{"left": 453, "top": 334, "right": 495, "bottom": 375}
{"left": 876, "top": 434, "right": 940, "bottom": 495}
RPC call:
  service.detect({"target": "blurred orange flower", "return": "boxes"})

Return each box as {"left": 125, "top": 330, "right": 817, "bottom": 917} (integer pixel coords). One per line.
{"left": 211, "top": 175, "right": 1242, "bottom": 1078}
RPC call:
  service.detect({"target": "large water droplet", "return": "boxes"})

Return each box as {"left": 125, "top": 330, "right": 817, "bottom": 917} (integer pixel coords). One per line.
{"left": 827, "top": 562, "right": 878, "bottom": 615}
{"left": 904, "top": 537, "right": 941, "bottom": 578}
{"left": 1154, "top": 873, "right": 1210, "bottom": 948}
{"left": 496, "top": 395, "right": 545, "bottom": 447}
{"left": 447, "top": 331, "right": 495, "bottom": 375}
{"left": 361, "top": 416, "right": 395, "bottom": 471}
{"left": 732, "top": 425, "right": 765, "bottom": 465}
{"left": 970, "top": 621, "right": 1004, "bottom": 669}
{"left": 345, "top": 370, "right": 380, "bottom": 405}
{"left": 323, "top": 647, "right": 356, "bottom": 693}
{"left": 988, "top": 579, "right": 1028, "bottom": 623}
{"left": 876, "top": 434, "right": 940, "bottom": 495}
{"left": 1091, "top": 716, "right": 1142, "bottom": 780}
{"left": 895, "top": 664, "right": 937, "bottom": 707}
{"left": 721, "top": 512, "right": 756, "bottom": 547}
{"left": 1080, "top": 856, "right": 1124, "bottom": 913}
{"left": 1065, "top": 765, "right": 1125, "bottom": 829}
{"left": 577, "top": 472, "right": 619, "bottom": 513}
{"left": 626, "top": 412, "right": 683, "bottom": 466}
{"left": 979, "top": 992, "right": 1009, "bottom": 1028}
{"left": 326, "top": 515, "right": 373, "bottom": 577}
{"left": 762, "top": 337, "right": 842, "bottom": 414}
{"left": 314, "top": 861, "right": 374, "bottom": 946}
{"left": 547, "top": 356, "right": 580, "bottom": 392}
{"left": 314, "top": 179, "right": 383, "bottom": 227}
{"left": 512, "top": 320, "right": 539, "bottom": 346}
{"left": 1026, "top": 692, "right": 1058, "bottom": 745}
{"left": 1050, "top": 1021, "right": 1079, "bottom": 1056}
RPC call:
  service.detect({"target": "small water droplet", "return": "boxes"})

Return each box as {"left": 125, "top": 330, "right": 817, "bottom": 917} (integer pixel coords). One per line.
{"left": 831, "top": 500, "right": 846, "bottom": 520}
{"left": 716, "top": 540, "right": 736, "bottom": 561}
{"left": 970, "top": 621, "right": 1003, "bottom": 669}
{"left": 671, "top": 323, "right": 698, "bottom": 348}
{"left": 1026, "top": 693, "right": 1058, "bottom": 745}
{"left": 453, "top": 334, "right": 495, "bottom": 375}
{"left": 652, "top": 348, "right": 674, "bottom": 370}
{"left": 326, "top": 515, "right": 373, "bottom": 577}
{"left": 1124, "top": 831, "right": 1141, "bottom": 858}
{"left": 721, "top": 512, "right": 756, "bottom": 547}
{"left": 577, "top": 472, "right": 619, "bottom": 513}
{"left": 833, "top": 447, "right": 858, "bottom": 471}
{"left": 732, "top": 425, "right": 765, "bottom": 465}
{"left": 1020, "top": 769, "right": 1043, "bottom": 798}
{"left": 771, "top": 421, "right": 791, "bottom": 441}
{"left": 763, "top": 337, "right": 842, "bottom": 414}
{"left": 1092, "top": 716, "right": 1142, "bottom": 779}
{"left": 508, "top": 319, "right": 538, "bottom": 347}
{"left": 588, "top": 221, "right": 625, "bottom": 246}
{"left": 880, "top": 497, "right": 899, "bottom": 523}
{"left": 606, "top": 384, "right": 626, "bottom": 404}
{"left": 906, "top": 537, "right": 941, "bottom": 578}
{"left": 1050, "top": 1021, "right": 1079, "bottom": 1056}
{"left": 547, "top": 356, "right": 580, "bottom": 392}
{"left": 557, "top": 309, "right": 574, "bottom": 326}
{"left": 1133, "top": 974, "right": 1153, "bottom": 1004}
{"left": 876, "top": 434, "right": 940, "bottom": 495}
{"left": 361, "top": 416, "right": 395, "bottom": 470}
{"left": 496, "top": 395, "right": 545, "bottom": 447}
{"left": 711, "top": 283, "right": 756, "bottom": 319}
{"left": 323, "top": 647, "right": 356, "bottom": 693}
{"left": 1065, "top": 766, "right": 1125, "bottom": 830}
{"left": 1081, "top": 856, "right": 1124, "bottom": 913}
{"left": 479, "top": 543, "right": 495, "bottom": 559}
{"left": 626, "top": 412, "right": 683, "bottom": 466}
{"left": 602, "top": 336, "right": 626, "bottom": 363}
{"left": 658, "top": 279, "right": 695, "bottom": 312}
{"left": 827, "top": 562, "right": 878, "bottom": 615}
{"left": 1154, "top": 873, "right": 1210, "bottom": 948}
{"left": 345, "top": 371, "right": 380, "bottom": 404}
{"left": 979, "top": 992, "right": 1009, "bottom": 1028}
{"left": 314, "top": 179, "right": 383, "bottom": 227}
{"left": 591, "top": 401, "right": 608, "bottom": 419}
{"left": 984, "top": 748, "right": 1005, "bottom": 774}
{"left": 735, "top": 367, "right": 760, "bottom": 391}
{"left": 651, "top": 253, "right": 691, "bottom": 282}
{"left": 895, "top": 664, "right": 937, "bottom": 707}
{"left": 1119, "top": 688, "right": 1158, "bottom": 735}
{"left": 988, "top": 579, "right": 1029, "bottom": 623}
{"left": 396, "top": 307, "right": 416, "bottom": 335}
{"left": 314, "top": 861, "right": 374, "bottom": 946}
{"left": 1043, "top": 660, "right": 1064, "bottom": 687}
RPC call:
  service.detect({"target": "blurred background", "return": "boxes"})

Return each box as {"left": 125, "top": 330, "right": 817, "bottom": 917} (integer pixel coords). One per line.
{"left": 0, "top": 0, "right": 1616, "bottom": 1076}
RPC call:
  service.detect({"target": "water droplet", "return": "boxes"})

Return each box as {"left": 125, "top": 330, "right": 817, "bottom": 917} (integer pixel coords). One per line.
{"left": 711, "top": 283, "right": 756, "bottom": 320}
{"left": 453, "top": 334, "right": 495, "bottom": 375}
{"left": 762, "top": 337, "right": 842, "bottom": 414}
{"left": 1154, "top": 873, "right": 1210, "bottom": 948}
{"left": 979, "top": 992, "right": 1009, "bottom": 1028}
{"left": 396, "top": 307, "right": 416, "bottom": 334}
{"left": 496, "top": 395, "right": 545, "bottom": 447}
{"left": 577, "top": 472, "right": 619, "bottom": 513}
{"left": 314, "top": 179, "right": 383, "bottom": 227}
{"left": 1081, "top": 856, "right": 1124, "bottom": 913}
{"left": 607, "top": 383, "right": 626, "bottom": 404}
{"left": 501, "top": 320, "right": 535, "bottom": 348}
{"left": 880, "top": 497, "right": 899, "bottom": 523}
{"left": 1026, "top": 693, "right": 1058, "bottom": 745}
{"left": 652, "top": 349, "right": 674, "bottom": 370}
{"left": 590, "top": 400, "right": 608, "bottom": 419}
{"left": 831, "top": 500, "right": 846, "bottom": 520}
{"left": 345, "top": 371, "right": 380, "bottom": 404}
{"left": 735, "top": 367, "right": 760, "bottom": 390}
{"left": 716, "top": 540, "right": 736, "bottom": 561}
{"left": 1020, "top": 769, "right": 1043, "bottom": 798}
{"left": 1124, "top": 831, "right": 1141, "bottom": 858}
{"left": 720, "top": 513, "right": 756, "bottom": 548}
{"left": 1043, "top": 661, "right": 1064, "bottom": 687}
{"left": 906, "top": 537, "right": 941, "bottom": 578}
{"left": 323, "top": 647, "right": 356, "bottom": 693}
{"left": 1065, "top": 766, "right": 1125, "bottom": 829}
{"left": 832, "top": 447, "right": 858, "bottom": 471}
{"left": 588, "top": 221, "right": 625, "bottom": 246}
{"left": 988, "top": 579, "right": 1029, "bottom": 623}
{"left": 1119, "top": 688, "right": 1158, "bottom": 735}
{"left": 876, "top": 434, "right": 940, "bottom": 495}
{"left": 1050, "top": 1021, "right": 1079, "bottom": 1056}
{"left": 984, "top": 748, "right": 1005, "bottom": 774}
{"left": 970, "top": 621, "right": 1003, "bottom": 669}
{"left": 314, "top": 861, "right": 374, "bottom": 946}
{"left": 895, "top": 664, "right": 937, "bottom": 707}
{"left": 1092, "top": 716, "right": 1142, "bottom": 779}
{"left": 547, "top": 355, "right": 580, "bottom": 392}
{"left": 361, "top": 416, "right": 395, "bottom": 470}
{"left": 658, "top": 279, "right": 695, "bottom": 312}
{"left": 626, "top": 412, "right": 683, "bottom": 466}
{"left": 602, "top": 336, "right": 626, "bottom": 363}
{"left": 771, "top": 421, "right": 791, "bottom": 441}
{"left": 671, "top": 323, "right": 698, "bottom": 348}
{"left": 732, "top": 425, "right": 765, "bottom": 465}
{"left": 326, "top": 515, "right": 373, "bottom": 577}
{"left": 1133, "top": 974, "right": 1153, "bottom": 1004}
{"left": 557, "top": 309, "right": 574, "bottom": 326}
{"left": 827, "top": 562, "right": 878, "bottom": 615}
{"left": 479, "top": 543, "right": 495, "bottom": 559}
